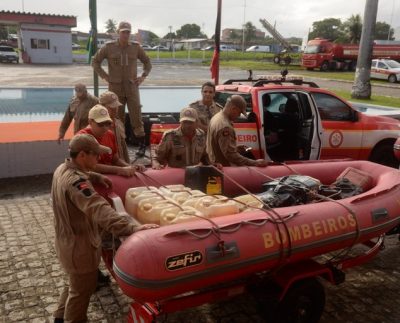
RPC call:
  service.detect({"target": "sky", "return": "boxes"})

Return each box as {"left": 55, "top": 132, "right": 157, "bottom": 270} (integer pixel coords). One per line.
{"left": 2, "top": 0, "right": 399, "bottom": 38}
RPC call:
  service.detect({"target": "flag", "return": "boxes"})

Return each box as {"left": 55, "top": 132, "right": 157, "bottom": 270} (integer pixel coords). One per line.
{"left": 87, "top": 0, "right": 97, "bottom": 64}
{"left": 210, "top": 0, "right": 222, "bottom": 84}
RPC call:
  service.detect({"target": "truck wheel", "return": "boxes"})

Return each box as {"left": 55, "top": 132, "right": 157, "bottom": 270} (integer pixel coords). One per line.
{"left": 388, "top": 74, "right": 397, "bottom": 83}
{"left": 320, "top": 61, "right": 329, "bottom": 72}
{"left": 370, "top": 142, "right": 399, "bottom": 168}
{"left": 274, "top": 278, "right": 325, "bottom": 323}
{"left": 273, "top": 56, "right": 281, "bottom": 64}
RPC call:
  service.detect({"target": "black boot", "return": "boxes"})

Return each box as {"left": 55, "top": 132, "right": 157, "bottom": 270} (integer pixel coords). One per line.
{"left": 135, "top": 137, "right": 146, "bottom": 157}
{"left": 97, "top": 269, "right": 110, "bottom": 285}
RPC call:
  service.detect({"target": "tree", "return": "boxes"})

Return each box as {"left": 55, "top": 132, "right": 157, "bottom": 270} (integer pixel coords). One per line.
{"left": 309, "top": 18, "right": 344, "bottom": 41}
{"left": 176, "top": 24, "right": 206, "bottom": 39}
{"left": 228, "top": 30, "right": 241, "bottom": 45}
{"left": 374, "top": 21, "right": 394, "bottom": 40}
{"left": 163, "top": 32, "right": 176, "bottom": 39}
{"left": 243, "top": 21, "right": 257, "bottom": 46}
{"left": 342, "top": 14, "right": 363, "bottom": 43}
{"left": 105, "top": 19, "right": 117, "bottom": 33}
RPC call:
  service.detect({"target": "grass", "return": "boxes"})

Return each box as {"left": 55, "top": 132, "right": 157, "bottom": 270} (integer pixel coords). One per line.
{"left": 329, "top": 89, "right": 400, "bottom": 108}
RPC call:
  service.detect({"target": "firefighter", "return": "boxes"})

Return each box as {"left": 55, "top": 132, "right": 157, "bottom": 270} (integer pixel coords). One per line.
{"left": 92, "top": 21, "right": 152, "bottom": 157}
{"left": 51, "top": 133, "right": 158, "bottom": 323}
{"left": 207, "top": 95, "right": 270, "bottom": 167}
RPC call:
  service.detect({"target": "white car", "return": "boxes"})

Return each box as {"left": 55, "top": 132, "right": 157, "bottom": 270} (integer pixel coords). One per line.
{"left": 0, "top": 45, "right": 19, "bottom": 63}
{"left": 152, "top": 45, "right": 169, "bottom": 51}
{"left": 246, "top": 45, "right": 270, "bottom": 52}
{"left": 141, "top": 44, "right": 152, "bottom": 50}
{"left": 371, "top": 59, "right": 400, "bottom": 83}
{"left": 72, "top": 43, "right": 81, "bottom": 50}
{"left": 220, "top": 45, "right": 236, "bottom": 52}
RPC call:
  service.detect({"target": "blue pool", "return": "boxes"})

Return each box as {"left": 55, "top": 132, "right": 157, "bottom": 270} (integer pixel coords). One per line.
{"left": 0, "top": 86, "right": 200, "bottom": 122}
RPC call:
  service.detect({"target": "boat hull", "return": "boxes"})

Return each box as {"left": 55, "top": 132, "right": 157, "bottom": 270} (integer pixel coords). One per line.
{"left": 96, "top": 160, "right": 400, "bottom": 302}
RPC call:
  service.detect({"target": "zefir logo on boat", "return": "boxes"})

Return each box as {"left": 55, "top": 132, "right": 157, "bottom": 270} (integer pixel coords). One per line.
{"left": 165, "top": 251, "right": 203, "bottom": 271}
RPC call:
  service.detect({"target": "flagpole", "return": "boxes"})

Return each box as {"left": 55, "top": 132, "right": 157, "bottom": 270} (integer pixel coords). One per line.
{"left": 90, "top": 0, "right": 99, "bottom": 97}
{"left": 210, "top": 0, "right": 222, "bottom": 84}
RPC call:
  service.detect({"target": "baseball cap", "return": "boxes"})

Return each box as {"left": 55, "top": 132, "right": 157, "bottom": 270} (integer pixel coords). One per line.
{"left": 180, "top": 107, "right": 198, "bottom": 122}
{"left": 88, "top": 105, "right": 113, "bottom": 123}
{"left": 74, "top": 83, "right": 87, "bottom": 92}
{"left": 118, "top": 21, "right": 131, "bottom": 32}
{"left": 69, "top": 134, "right": 111, "bottom": 155}
{"left": 99, "top": 91, "right": 122, "bottom": 108}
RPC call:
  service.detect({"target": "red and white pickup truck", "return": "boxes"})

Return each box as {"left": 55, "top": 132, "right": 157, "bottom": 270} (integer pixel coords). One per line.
{"left": 150, "top": 76, "right": 400, "bottom": 167}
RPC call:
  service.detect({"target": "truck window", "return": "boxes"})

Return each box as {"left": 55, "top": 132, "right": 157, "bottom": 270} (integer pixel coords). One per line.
{"left": 312, "top": 93, "right": 353, "bottom": 121}
{"left": 214, "top": 92, "right": 252, "bottom": 113}
{"left": 377, "top": 62, "right": 388, "bottom": 69}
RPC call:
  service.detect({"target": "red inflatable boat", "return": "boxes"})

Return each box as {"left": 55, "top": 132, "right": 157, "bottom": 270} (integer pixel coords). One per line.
{"left": 96, "top": 160, "right": 400, "bottom": 322}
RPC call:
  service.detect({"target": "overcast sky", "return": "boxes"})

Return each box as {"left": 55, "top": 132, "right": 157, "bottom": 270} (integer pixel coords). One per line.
{"left": 2, "top": 0, "right": 399, "bottom": 38}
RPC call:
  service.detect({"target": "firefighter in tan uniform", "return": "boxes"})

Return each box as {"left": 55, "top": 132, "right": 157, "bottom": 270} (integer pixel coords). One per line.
{"left": 57, "top": 83, "right": 98, "bottom": 143}
{"left": 51, "top": 134, "right": 157, "bottom": 323}
{"left": 207, "top": 95, "right": 270, "bottom": 167}
{"left": 188, "top": 81, "right": 222, "bottom": 132}
{"left": 92, "top": 21, "right": 152, "bottom": 157}
{"left": 152, "top": 107, "right": 210, "bottom": 169}
{"left": 99, "top": 91, "right": 130, "bottom": 163}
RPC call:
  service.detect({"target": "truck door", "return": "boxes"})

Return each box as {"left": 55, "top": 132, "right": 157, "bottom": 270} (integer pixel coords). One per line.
{"left": 259, "top": 91, "right": 322, "bottom": 161}
{"left": 310, "top": 92, "right": 362, "bottom": 160}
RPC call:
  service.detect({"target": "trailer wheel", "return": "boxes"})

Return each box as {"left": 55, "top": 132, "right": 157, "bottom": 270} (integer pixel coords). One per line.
{"left": 320, "top": 61, "right": 329, "bottom": 72}
{"left": 274, "top": 278, "right": 325, "bottom": 323}
{"left": 370, "top": 141, "right": 399, "bottom": 168}
{"left": 388, "top": 74, "right": 397, "bottom": 83}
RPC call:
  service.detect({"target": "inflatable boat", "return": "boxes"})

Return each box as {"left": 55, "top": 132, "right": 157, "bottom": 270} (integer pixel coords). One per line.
{"left": 95, "top": 160, "right": 400, "bottom": 303}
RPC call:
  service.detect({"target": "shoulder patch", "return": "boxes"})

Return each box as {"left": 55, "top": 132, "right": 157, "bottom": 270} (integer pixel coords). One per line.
{"left": 73, "top": 178, "right": 93, "bottom": 197}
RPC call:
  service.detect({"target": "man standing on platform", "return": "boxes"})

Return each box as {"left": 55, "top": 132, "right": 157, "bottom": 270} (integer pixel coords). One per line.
{"left": 92, "top": 21, "right": 152, "bottom": 157}
{"left": 57, "top": 83, "right": 98, "bottom": 143}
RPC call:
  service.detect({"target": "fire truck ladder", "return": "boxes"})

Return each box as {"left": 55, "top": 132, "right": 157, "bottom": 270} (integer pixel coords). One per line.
{"left": 259, "top": 18, "right": 294, "bottom": 65}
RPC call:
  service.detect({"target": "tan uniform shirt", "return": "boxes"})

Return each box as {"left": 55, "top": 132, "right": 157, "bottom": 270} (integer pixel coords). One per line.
{"left": 155, "top": 127, "right": 209, "bottom": 168}
{"left": 189, "top": 100, "right": 222, "bottom": 130}
{"left": 206, "top": 111, "right": 257, "bottom": 167}
{"left": 59, "top": 94, "right": 99, "bottom": 136}
{"left": 92, "top": 40, "right": 152, "bottom": 97}
{"left": 51, "top": 160, "right": 136, "bottom": 274}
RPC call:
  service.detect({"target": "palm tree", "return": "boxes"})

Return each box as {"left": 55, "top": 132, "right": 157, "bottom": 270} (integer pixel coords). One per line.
{"left": 343, "top": 15, "right": 362, "bottom": 44}
{"left": 105, "top": 19, "right": 117, "bottom": 33}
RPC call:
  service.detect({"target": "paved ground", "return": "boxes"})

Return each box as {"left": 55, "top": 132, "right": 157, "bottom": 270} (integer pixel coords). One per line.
{"left": 0, "top": 63, "right": 399, "bottom": 98}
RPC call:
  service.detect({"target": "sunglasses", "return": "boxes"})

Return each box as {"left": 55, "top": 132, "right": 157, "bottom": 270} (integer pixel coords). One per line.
{"left": 96, "top": 121, "right": 112, "bottom": 128}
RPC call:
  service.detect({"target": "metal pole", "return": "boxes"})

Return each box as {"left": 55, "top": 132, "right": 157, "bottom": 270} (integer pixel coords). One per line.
{"left": 351, "top": 0, "right": 378, "bottom": 100}
{"left": 387, "top": 0, "right": 395, "bottom": 40}
{"left": 242, "top": 0, "right": 246, "bottom": 52}
{"left": 92, "top": 0, "right": 99, "bottom": 97}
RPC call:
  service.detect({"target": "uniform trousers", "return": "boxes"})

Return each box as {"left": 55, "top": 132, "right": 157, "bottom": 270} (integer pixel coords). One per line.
{"left": 117, "top": 94, "right": 145, "bottom": 138}
{"left": 53, "top": 270, "right": 97, "bottom": 322}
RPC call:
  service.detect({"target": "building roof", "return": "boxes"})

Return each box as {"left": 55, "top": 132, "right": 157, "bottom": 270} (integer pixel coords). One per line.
{"left": 0, "top": 10, "right": 76, "bottom": 27}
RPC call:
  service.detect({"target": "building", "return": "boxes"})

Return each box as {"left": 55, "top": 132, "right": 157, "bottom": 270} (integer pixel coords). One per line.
{"left": 0, "top": 10, "right": 76, "bottom": 64}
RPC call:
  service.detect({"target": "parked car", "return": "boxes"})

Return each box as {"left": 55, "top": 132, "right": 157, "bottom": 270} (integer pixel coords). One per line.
{"left": 141, "top": 44, "right": 152, "bottom": 50}
{"left": 72, "top": 43, "right": 81, "bottom": 50}
{"left": 201, "top": 46, "right": 214, "bottom": 51}
{"left": 152, "top": 45, "right": 169, "bottom": 51}
{"left": 0, "top": 45, "right": 19, "bottom": 63}
{"left": 246, "top": 45, "right": 270, "bottom": 52}
{"left": 371, "top": 59, "right": 400, "bottom": 83}
{"left": 220, "top": 45, "right": 236, "bottom": 52}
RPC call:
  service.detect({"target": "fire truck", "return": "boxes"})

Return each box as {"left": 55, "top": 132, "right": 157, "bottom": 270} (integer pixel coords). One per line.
{"left": 301, "top": 38, "right": 400, "bottom": 71}
{"left": 150, "top": 73, "right": 400, "bottom": 168}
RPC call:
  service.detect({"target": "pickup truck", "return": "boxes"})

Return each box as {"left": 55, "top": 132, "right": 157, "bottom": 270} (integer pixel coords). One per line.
{"left": 149, "top": 75, "right": 400, "bottom": 168}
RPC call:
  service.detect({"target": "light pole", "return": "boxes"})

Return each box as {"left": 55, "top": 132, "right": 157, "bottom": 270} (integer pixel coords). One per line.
{"left": 387, "top": 0, "right": 395, "bottom": 40}
{"left": 242, "top": 0, "right": 246, "bottom": 52}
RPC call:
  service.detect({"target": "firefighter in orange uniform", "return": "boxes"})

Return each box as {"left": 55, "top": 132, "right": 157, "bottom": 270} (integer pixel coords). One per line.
{"left": 51, "top": 134, "right": 158, "bottom": 323}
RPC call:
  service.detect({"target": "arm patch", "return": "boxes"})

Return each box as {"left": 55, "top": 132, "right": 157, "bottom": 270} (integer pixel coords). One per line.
{"left": 73, "top": 178, "right": 93, "bottom": 197}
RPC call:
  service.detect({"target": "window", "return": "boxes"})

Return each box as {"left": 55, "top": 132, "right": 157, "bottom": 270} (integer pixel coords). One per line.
{"left": 30, "top": 39, "right": 50, "bottom": 49}
{"left": 377, "top": 62, "right": 388, "bottom": 69}
{"left": 312, "top": 92, "right": 353, "bottom": 121}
